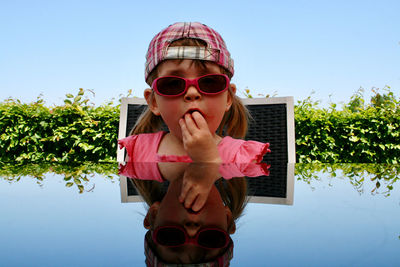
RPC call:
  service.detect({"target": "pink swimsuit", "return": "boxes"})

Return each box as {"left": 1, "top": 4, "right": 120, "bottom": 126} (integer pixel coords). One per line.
{"left": 119, "top": 161, "right": 270, "bottom": 181}
{"left": 118, "top": 131, "right": 270, "bottom": 163}
{"left": 118, "top": 132, "right": 270, "bottom": 180}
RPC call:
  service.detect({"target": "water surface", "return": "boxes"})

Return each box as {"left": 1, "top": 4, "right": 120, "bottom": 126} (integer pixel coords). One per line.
{"left": 1, "top": 163, "right": 399, "bottom": 266}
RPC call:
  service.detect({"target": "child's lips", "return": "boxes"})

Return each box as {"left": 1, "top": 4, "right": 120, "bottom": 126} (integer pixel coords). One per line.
{"left": 185, "top": 207, "right": 202, "bottom": 215}
{"left": 183, "top": 108, "right": 204, "bottom": 118}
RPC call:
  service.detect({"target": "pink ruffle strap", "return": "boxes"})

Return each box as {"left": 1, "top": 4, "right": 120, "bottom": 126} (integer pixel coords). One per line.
{"left": 233, "top": 141, "right": 271, "bottom": 163}
{"left": 118, "top": 161, "right": 164, "bottom": 182}
{"left": 118, "top": 135, "right": 139, "bottom": 162}
{"left": 218, "top": 162, "right": 271, "bottom": 179}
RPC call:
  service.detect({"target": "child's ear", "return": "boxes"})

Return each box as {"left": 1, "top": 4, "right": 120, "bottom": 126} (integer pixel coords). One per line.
{"left": 225, "top": 206, "right": 236, "bottom": 234}
{"left": 144, "top": 89, "right": 161, "bottom": 116}
{"left": 143, "top": 201, "right": 160, "bottom": 229}
{"left": 226, "top": 83, "right": 237, "bottom": 112}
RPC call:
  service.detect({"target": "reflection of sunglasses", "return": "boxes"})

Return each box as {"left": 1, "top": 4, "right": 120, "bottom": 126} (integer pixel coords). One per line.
{"left": 152, "top": 225, "right": 230, "bottom": 249}
{"left": 152, "top": 74, "right": 230, "bottom": 97}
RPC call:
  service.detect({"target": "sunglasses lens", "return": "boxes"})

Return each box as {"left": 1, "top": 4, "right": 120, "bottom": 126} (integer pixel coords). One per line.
{"left": 155, "top": 227, "right": 186, "bottom": 246}
{"left": 156, "top": 77, "right": 186, "bottom": 96}
{"left": 198, "top": 230, "right": 228, "bottom": 248}
{"left": 198, "top": 75, "right": 227, "bottom": 94}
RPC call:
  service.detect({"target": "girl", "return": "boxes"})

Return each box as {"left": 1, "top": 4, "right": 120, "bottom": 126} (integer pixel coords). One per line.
{"left": 119, "top": 22, "right": 270, "bottom": 163}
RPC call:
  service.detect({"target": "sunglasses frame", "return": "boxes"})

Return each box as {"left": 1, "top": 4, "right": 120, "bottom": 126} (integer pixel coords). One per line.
{"left": 152, "top": 225, "right": 230, "bottom": 249}
{"left": 151, "top": 73, "right": 230, "bottom": 97}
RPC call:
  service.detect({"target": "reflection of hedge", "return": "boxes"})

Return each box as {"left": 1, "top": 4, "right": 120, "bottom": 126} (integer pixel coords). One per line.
{"left": 295, "top": 163, "right": 400, "bottom": 197}
{"left": 1, "top": 162, "right": 397, "bottom": 196}
{"left": 0, "top": 162, "right": 118, "bottom": 193}
{"left": 1, "top": 87, "right": 399, "bottom": 163}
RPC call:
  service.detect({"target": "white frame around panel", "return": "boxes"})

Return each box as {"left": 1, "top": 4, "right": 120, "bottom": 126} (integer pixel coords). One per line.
{"left": 241, "top": 97, "right": 296, "bottom": 164}
{"left": 117, "top": 98, "right": 147, "bottom": 162}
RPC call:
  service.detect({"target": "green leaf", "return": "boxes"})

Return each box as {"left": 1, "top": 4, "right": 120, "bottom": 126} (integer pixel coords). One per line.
{"left": 78, "top": 185, "right": 84, "bottom": 193}
{"left": 349, "top": 136, "right": 359, "bottom": 142}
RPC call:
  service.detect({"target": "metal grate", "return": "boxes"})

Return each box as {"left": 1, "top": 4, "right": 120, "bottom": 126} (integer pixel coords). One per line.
{"left": 246, "top": 104, "right": 288, "bottom": 164}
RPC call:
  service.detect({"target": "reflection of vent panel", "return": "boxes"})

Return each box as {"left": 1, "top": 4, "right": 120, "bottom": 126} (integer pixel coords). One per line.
{"left": 246, "top": 164, "right": 287, "bottom": 198}
{"left": 127, "top": 179, "right": 138, "bottom": 196}
{"left": 126, "top": 179, "right": 169, "bottom": 198}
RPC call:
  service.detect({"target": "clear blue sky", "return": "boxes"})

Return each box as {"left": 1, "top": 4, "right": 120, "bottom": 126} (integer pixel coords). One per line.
{"left": 1, "top": 0, "right": 399, "bottom": 107}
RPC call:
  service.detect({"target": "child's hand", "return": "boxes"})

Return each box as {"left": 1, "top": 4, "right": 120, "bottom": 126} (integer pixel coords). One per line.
{"left": 179, "top": 111, "right": 221, "bottom": 162}
{"left": 178, "top": 163, "right": 221, "bottom": 212}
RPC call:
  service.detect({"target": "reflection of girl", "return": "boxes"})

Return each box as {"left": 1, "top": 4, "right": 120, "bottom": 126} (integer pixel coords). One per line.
{"left": 129, "top": 164, "right": 247, "bottom": 265}
{"left": 120, "top": 161, "right": 269, "bottom": 211}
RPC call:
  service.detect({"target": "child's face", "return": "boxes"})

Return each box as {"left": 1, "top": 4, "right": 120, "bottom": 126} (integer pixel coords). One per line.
{"left": 145, "top": 59, "right": 235, "bottom": 140}
{"left": 144, "top": 177, "right": 232, "bottom": 263}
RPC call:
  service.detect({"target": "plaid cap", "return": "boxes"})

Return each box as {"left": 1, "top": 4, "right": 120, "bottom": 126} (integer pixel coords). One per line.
{"left": 145, "top": 22, "right": 234, "bottom": 84}
{"left": 144, "top": 232, "right": 234, "bottom": 267}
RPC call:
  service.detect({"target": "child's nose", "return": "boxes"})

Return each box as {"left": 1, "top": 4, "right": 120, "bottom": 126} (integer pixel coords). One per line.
{"left": 184, "top": 85, "right": 202, "bottom": 101}
{"left": 183, "top": 221, "right": 201, "bottom": 238}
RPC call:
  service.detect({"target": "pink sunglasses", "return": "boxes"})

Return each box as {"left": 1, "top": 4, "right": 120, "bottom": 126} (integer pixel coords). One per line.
{"left": 152, "top": 225, "right": 230, "bottom": 249}
{"left": 151, "top": 74, "right": 230, "bottom": 97}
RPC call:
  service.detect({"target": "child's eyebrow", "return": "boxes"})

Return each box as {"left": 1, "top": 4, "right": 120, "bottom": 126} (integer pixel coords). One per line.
{"left": 165, "top": 70, "right": 185, "bottom": 76}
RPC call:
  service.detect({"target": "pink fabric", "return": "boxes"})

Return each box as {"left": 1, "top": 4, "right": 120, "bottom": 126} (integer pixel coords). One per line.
{"left": 218, "top": 162, "right": 270, "bottom": 179}
{"left": 118, "top": 131, "right": 270, "bottom": 163}
{"left": 119, "top": 162, "right": 164, "bottom": 182}
{"left": 119, "top": 161, "right": 270, "bottom": 181}
{"left": 118, "top": 132, "right": 166, "bottom": 162}
{"left": 118, "top": 131, "right": 271, "bottom": 180}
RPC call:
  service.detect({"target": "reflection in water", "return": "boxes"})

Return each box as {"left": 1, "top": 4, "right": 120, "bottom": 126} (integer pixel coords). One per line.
{"left": 119, "top": 162, "right": 270, "bottom": 266}
{"left": 0, "top": 162, "right": 398, "bottom": 197}
{"left": 296, "top": 163, "right": 400, "bottom": 196}
{"left": 1, "top": 162, "right": 399, "bottom": 265}
{"left": 0, "top": 162, "right": 117, "bottom": 193}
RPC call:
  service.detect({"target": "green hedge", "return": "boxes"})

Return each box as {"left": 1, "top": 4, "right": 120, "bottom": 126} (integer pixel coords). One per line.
{"left": 1, "top": 87, "right": 399, "bottom": 163}
{"left": 295, "top": 87, "right": 400, "bottom": 163}
{"left": 0, "top": 89, "right": 119, "bottom": 162}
